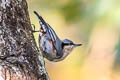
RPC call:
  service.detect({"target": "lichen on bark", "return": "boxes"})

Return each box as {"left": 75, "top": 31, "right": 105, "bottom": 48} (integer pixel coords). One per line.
{"left": 0, "top": 0, "right": 49, "bottom": 80}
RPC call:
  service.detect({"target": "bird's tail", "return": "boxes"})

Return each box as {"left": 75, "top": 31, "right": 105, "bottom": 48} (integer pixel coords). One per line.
{"left": 33, "top": 11, "right": 46, "bottom": 24}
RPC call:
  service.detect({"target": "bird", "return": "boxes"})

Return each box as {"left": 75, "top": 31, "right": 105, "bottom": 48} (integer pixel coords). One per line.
{"left": 33, "top": 11, "right": 82, "bottom": 62}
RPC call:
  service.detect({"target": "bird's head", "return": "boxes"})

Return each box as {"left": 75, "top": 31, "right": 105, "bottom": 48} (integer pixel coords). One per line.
{"left": 62, "top": 39, "right": 82, "bottom": 49}
{"left": 59, "top": 39, "right": 82, "bottom": 61}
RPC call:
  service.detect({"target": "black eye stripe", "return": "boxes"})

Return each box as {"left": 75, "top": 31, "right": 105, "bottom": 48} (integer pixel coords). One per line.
{"left": 63, "top": 43, "right": 73, "bottom": 45}
{"left": 69, "top": 43, "right": 73, "bottom": 45}
{"left": 62, "top": 42, "right": 74, "bottom": 49}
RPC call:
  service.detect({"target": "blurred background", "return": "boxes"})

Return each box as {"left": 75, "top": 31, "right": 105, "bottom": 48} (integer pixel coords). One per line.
{"left": 27, "top": 0, "right": 120, "bottom": 80}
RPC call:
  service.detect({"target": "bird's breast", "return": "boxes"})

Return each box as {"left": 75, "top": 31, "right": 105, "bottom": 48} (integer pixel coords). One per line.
{"left": 39, "top": 35, "right": 57, "bottom": 59}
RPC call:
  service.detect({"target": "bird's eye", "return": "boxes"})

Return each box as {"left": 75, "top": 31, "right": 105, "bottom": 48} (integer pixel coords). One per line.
{"left": 62, "top": 42, "right": 73, "bottom": 49}
{"left": 61, "top": 43, "right": 65, "bottom": 49}
{"left": 62, "top": 43, "right": 68, "bottom": 48}
{"left": 69, "top": 43, "right": 73, "bottom": 45}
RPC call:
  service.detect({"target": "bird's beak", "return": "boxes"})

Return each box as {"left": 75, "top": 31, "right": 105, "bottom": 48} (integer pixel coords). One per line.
{"left": 73, "top": 44, "right": 82, "bottom": 47}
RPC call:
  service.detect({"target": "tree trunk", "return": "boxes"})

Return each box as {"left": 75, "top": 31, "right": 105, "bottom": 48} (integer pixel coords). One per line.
{"left": 0, "top": 0, "right": 49, "bottom": 80}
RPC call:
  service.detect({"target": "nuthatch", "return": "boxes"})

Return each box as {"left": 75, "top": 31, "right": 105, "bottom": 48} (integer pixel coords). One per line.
{"left": 33, "top": 11, "right": 82, "bottom": 62}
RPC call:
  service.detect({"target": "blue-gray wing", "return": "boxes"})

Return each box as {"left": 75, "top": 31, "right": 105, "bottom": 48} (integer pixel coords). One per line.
{"left": 34, "top": 11, "right": 63, "bottom": 54}
{"left": 34, "top": 11, "right": 59, "bottom": 42}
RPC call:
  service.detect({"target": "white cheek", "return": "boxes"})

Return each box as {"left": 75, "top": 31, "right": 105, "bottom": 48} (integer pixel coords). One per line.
{"left": 64, "top": 46, "right": 74, "bottom": 54}
{"left": 70, "top": 46, "right": 74, "bottom": 51}
{"left": 71, "top": 45, "right": 74, "bottom": 48}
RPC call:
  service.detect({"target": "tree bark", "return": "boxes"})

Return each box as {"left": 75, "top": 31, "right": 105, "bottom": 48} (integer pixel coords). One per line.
{"left": 0, "top": 0, "right": 49, "bottom": 80}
